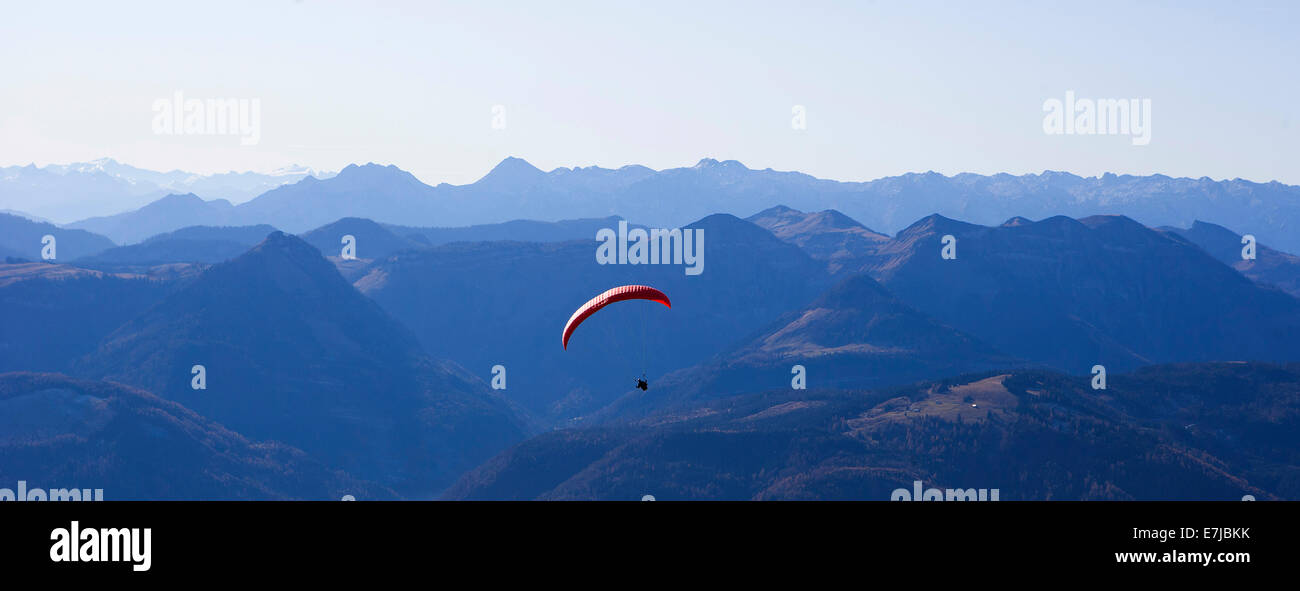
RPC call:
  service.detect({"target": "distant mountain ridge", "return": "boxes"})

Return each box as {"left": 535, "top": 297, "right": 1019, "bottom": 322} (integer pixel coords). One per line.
{"left": 386, "top": 216, "right": 631, "bottom": 247}
{"left": 53, "top": 214, "right": 637, "bottom": 271}
{"left": 35, "top": 157, "right": 1300, "bottom": 253}
{"left": 74, "top": 224, "right": 279, "bottom": 268}
{"left": 0, "top": 213, "right": 116, "bottom": 260}
{"left": 746, "top": 205, "right": 889, "bottom": 275}
{"left": 300, "top": 217, "right": 422, "bottom": 261}
{"left": 68, "top": 193, "right": 236, "bottom": 244}
{"left": 1, "top": 158, "right": 333, "bottom": 223}
{"left": 1161, "top": 220, "right": 1300, "bottom": 298}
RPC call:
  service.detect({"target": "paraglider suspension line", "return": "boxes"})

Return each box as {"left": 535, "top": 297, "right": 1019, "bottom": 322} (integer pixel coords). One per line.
{"left": 639, "top": 303, "right": 648, "bottom": 376}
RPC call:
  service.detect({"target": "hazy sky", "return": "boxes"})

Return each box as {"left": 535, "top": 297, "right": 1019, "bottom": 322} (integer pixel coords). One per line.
{"left": 2, "top": 0, "right": 1296, "bottom": 185}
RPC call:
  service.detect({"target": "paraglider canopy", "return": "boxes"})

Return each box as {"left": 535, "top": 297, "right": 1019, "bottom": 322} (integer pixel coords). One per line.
{"left": 562, "top": 285, "right": 670, "bottom": 350}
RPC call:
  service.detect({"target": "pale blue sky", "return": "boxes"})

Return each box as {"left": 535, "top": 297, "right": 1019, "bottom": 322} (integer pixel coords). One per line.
{"left": 2, "top": 0, "right": 1296, "bottom": 184}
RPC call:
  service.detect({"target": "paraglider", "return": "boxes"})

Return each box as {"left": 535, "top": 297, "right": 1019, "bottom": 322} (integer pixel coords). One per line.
{"left": 562, "top": 285, "right": 671, "bottom": 390}
{"left": 561, "top": 285, "right": 670, "bottom": 350}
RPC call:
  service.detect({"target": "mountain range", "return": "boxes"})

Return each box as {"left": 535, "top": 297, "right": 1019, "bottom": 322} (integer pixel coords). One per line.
{"left": 355, "top": 213, "right": 831, "bottom": 423}
{"left": 1161, "top": 220, "right": 1300, "bottom": 298}
{"left": 746, "top": 205, "right": 890, "bottom": 275}
{"left": 12, "top": 157, "right": 1300, "bottom": 254}
{"left": 0, "top": 263, "right": 176, "bottom": 373}
{"left": 867, "top": 214, "right": 1300, "bottom": 372}
{"left": 598, "top": 273, "right": 1023, "bottom": 420}
{"left": 67, "top": 193, "right": 240, "bottom": 245}
{"left": 0, "top": 213, "right": 116, "bottom": 261}
{"left": 445, "top": 362, "right": 1299, "bottom": 500}
{"left": 74, "top": 223, "right": 280, "bottom": 269}
{"left": 70, "top": 232, "right": 530, "bottom": 496}
{"left": 0, "top": 158, "right": 331, "bottom": 223}
{"left": 9, "top": 204, "right": 1300, "bottom": 429}
{"left": 5, "top": 158, "right": 1300, "bottom": 500}
{"left": 0, "top": 372, "right": 394, "bottom": 500}
{"left": 752, "top": 207, "right": 1300, "bottom": 374}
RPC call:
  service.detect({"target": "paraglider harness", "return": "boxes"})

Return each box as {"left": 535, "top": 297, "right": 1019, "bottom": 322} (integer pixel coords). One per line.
{"left": 636, "top": 374, "right": 649, "bottom": 391}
